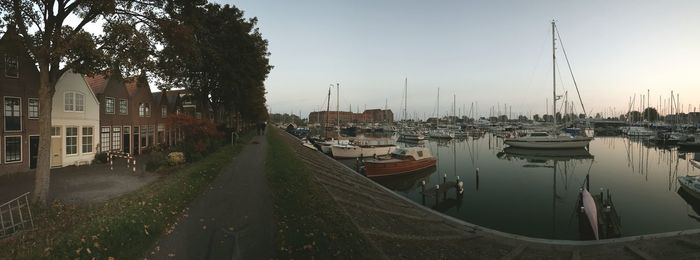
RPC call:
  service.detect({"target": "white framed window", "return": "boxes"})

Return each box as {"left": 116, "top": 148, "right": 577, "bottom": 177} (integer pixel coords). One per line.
{"left": 5, "top": 55, "right": 19, "bottom": 78}
{"left": 82, "top": 127, "right": 93, "bottom": 153}
{"left": 4, "top": 97, "right": 21, "bottom": 131}
{"left": 105, "top": 97, "right": 115, "bottom": 114}
{"left": 139, "top": 103, "right": 145, "bottom": 117}
{"left": 28, "top": 98, "right": 39, "bottom": 119}
{"left": 119, "top": 99, "right": 128, "bottom": 115}
{"left": 65, "top": 92, "right": 85, "bottom": 112}
{"left": 111, "top": 127, "right": 121, "bottom": 151}
{"left": 64, "top": 92, "right": 74, "bottom": 111}
{"left": 140, "top": 126, "right": 147, "bottom": 148}
{"left": 4, "top": 136, "right": 22, "bottom": 163}
{"left": 51, "top": 126, "right": 61, "bottom": 136}
{"left": 100, "top": 126, "right": 110, "bottom": 152}
{"left": 66, "top": 127, "right": 78, "bottom": 155}
{"left": 75, "top": 93, "right": 84, "bottom": 111}
{"left": 161, "top": 105, "right": 167, "bottom": 118}
{"left": 145, "top": 103, "right": 151, "bottom": 117}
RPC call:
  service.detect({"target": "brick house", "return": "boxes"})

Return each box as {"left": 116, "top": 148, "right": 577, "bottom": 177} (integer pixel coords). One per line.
{"left": 125, "top": 74, "right": 157, "bottom": 155}
{"left": 0, "top": 26, "right": 41, "bottom": 176}
{"left": 85, "top": 71, "right": 132, "bottom": 155}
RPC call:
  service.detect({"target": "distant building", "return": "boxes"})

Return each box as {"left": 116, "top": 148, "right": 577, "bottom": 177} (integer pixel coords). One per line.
{"left": 308, "top": 109, "right": 393, "bottom": 125}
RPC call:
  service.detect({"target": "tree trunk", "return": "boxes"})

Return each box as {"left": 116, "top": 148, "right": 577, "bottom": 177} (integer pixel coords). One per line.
{"left": 32, "top": 62, "right": 54, "bottom": 205}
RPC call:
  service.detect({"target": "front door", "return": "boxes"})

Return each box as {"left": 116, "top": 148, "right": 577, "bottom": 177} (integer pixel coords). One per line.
{"left": 133, "top": 126, "right": 140, "bottom": 155}
{"left": 50, "top": 136, "right": 62, "bottom": 168}
{"left": 29, "top": 136, "right": 39, "bottom": 169}
{"left": 123, "top": 126, "right": 131, "bottom": 154}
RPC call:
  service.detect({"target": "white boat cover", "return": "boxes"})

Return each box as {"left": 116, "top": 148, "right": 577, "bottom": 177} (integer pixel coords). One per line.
{"left": 582, "top": 189, "right": 599, "bottom": 240}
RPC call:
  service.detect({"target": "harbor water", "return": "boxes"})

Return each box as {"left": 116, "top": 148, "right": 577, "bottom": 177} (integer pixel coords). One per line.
{"left": 341, "top": 133, "right": 700, "bottom": 240}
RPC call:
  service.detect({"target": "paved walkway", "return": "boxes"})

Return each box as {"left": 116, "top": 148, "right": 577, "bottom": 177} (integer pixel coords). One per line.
{"left": 0, "top": 156, "right": 157, "bottom": 205}
{"left": 150, "top": 134, "right": 273, "bottom": 260}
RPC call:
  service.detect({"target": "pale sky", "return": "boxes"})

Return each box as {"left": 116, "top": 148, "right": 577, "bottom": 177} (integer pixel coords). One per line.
{"left": 221, "top": 1, "right": 700, "bottom": 119}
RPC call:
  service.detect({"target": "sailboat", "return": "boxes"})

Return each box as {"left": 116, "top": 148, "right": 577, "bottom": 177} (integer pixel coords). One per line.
{"left": 504, "top": 21, "right": 593, "bottom": 149}
{"left": 398, "top": 78, "right": 426, "bottom": 142}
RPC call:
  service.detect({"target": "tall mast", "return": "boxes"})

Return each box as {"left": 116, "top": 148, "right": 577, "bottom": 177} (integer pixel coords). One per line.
{"left": 326, "top": 87, "right": 331, "bottom": 137}
{"left": 404, "top": 78, "right": 408, "bottom": 122}
{"left": 336, "top": 83, "right": 340, "bottom": 134}
{"left": 552, "top": 20, "right": 557, "bottom": 127}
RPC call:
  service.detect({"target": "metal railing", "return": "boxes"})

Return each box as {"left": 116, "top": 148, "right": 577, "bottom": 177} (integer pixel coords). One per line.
{"left": 0, "top": 192, "right": 35, "bottom": 239}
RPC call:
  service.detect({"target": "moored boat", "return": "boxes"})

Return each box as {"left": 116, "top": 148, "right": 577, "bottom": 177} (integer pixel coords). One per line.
{"left": 362, "top": 147, "right": 437, "bottom": 177}
{"left": 503, "top": 21, "right": 593, "bottom": 149}
{"left": 504, "top": 132, "right": 593, "bottom": 149}
{"left": 678, "top": 176, "right": 700, "bottom": 200}
{"left": 331, "top": 143, "right": 398, "bottom": 159}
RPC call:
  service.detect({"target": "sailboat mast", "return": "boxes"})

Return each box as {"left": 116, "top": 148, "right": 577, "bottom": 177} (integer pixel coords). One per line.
{"left": 552, "top": 20, "right": 557, "bottom": 126}
{"left": 404, "top": 78, "right": 408, "bottom": 122}
{"left": 336, "top": 83, "right": 340, "bottom": 134}
{"left": 326, "top": 87, "right": 331, "bottom": 138}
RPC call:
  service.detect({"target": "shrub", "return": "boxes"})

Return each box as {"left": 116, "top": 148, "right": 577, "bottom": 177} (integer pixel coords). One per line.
{"left": 94, "top": 152, "right": 108, "bottom": 164}
{"left": 167, "top": 152, "right": 186, "bottom": 166}
{"left": 145, "top": 152, "right": 167, "bottom": 172}
{"left": 166, "top": 114, "right": 224, "bottom": 162}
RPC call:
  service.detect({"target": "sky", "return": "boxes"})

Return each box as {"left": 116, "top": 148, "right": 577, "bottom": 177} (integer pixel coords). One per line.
{"left": 223, "top": 1, "right": 700, "bottom": 119}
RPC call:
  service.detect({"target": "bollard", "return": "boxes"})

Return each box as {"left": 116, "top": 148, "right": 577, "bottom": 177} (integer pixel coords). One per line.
{"left": 435, "top": 185, "right": 440, "bottom": 205}
{"left": 127, "top": 158, "right": 130, "bottom": 168}
{"left": 476, "top": 167, "right": 480, "bottom": 174}
{"left": 443, "top": 173, "right": 447, "bottom": 184}
{"left": 421, "top": 180, "right": 426, "bottom": 193}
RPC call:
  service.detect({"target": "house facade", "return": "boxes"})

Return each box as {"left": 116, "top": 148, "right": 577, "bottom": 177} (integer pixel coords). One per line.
{"left": 86, "top": 71, "right": 132, "bottom": 155}
{"left": 126, "top": 75, "right": 158, "bottom": 155}
{"left": 0, "top": 27, "right": 41, "bottom": 176}
{"left": 50, "top": 71, "right": 100, "bottom": 167}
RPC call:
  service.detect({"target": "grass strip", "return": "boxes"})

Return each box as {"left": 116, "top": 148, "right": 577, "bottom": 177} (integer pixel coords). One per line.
{"left": 0, "top": 132, "right": 253, "bottom": 259}
{"left": 266, "top": 128, "right": 381, "bottom": 258}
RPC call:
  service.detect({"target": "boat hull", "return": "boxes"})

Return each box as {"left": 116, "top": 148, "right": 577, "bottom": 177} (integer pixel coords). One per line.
{"left": 504, "top": 137, "right": 593, "bottom": 149}
{"left": 331, "top": 145, "right": 398, "bottom": 158}
{"left": 678, "top": 176, "right": 700, "bottom": 200}
{"left": 364, "top": 158, "right": 437, "bottom": 177}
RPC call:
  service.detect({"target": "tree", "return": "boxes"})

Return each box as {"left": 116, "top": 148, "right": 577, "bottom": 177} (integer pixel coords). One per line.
{"left": 0, "top": 0, "right": 156, "bottom": 204}
{"left": 533, "top": 114, "right": 541, "bottom": 122}
{"left": 642, "top": 107, "right": 659, "bottom": 122}
{"left": 627, "top": 111, "right": 642, "bottom": 122}
{"left": 156, "top": 3, "right": 271, "bottom": 123}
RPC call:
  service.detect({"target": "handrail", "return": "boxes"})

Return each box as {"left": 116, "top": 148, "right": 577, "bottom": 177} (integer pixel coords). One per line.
{"left": 0, "top": 192, "right": 30, "bottom": 208}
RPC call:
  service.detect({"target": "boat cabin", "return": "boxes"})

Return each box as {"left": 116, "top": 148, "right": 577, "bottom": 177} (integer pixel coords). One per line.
{"left": 392, "top": 147, "right": 433, "bottom": 161}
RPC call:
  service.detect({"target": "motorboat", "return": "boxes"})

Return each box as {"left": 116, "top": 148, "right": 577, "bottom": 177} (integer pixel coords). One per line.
{"left": 678, "top": 176, "right": 700, "bottom": 200}
{"left": 362, "top": 147, "right": 437, "bottom": 177}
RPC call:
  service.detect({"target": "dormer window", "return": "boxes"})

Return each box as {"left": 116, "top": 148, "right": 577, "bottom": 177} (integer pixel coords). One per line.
{"left": 105, "top": 97, "right": 115, "bottom": 114}
{"left": 5, "top": 55, "right": 19, "bottom": 78}
{"left": 65, "top": 92, "right": 85, "bottom": 112}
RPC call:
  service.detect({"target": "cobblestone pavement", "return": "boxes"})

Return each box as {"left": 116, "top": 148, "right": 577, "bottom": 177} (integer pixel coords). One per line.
{"left": 277, "top": 130, "right": 700, "bottom": 259}
{"left": 0, "top": 156, "right": 158, "bottom": 205}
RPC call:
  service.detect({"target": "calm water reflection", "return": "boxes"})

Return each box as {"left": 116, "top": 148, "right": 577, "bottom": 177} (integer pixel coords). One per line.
{"left": 346, "top": 134, "right": 700, "bottom": 240}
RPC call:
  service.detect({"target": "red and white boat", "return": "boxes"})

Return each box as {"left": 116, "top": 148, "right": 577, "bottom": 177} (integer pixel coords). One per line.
{"left": 362, "top": 147, "right": 437, "bottom": 177}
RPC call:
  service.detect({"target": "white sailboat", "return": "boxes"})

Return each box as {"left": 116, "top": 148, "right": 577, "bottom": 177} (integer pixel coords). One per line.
{"left": 504, "top": 21, "right": 593, "bottom": 149}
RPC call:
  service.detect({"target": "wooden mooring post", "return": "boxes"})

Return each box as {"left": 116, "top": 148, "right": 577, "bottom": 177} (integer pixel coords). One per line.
{"left": 420, "top": 175, "right": 465, "bottom": 207}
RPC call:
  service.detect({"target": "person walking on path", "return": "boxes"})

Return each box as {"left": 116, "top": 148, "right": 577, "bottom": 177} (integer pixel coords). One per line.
{"left": 150, "top": 134, "right": 273, "bottom": 259}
